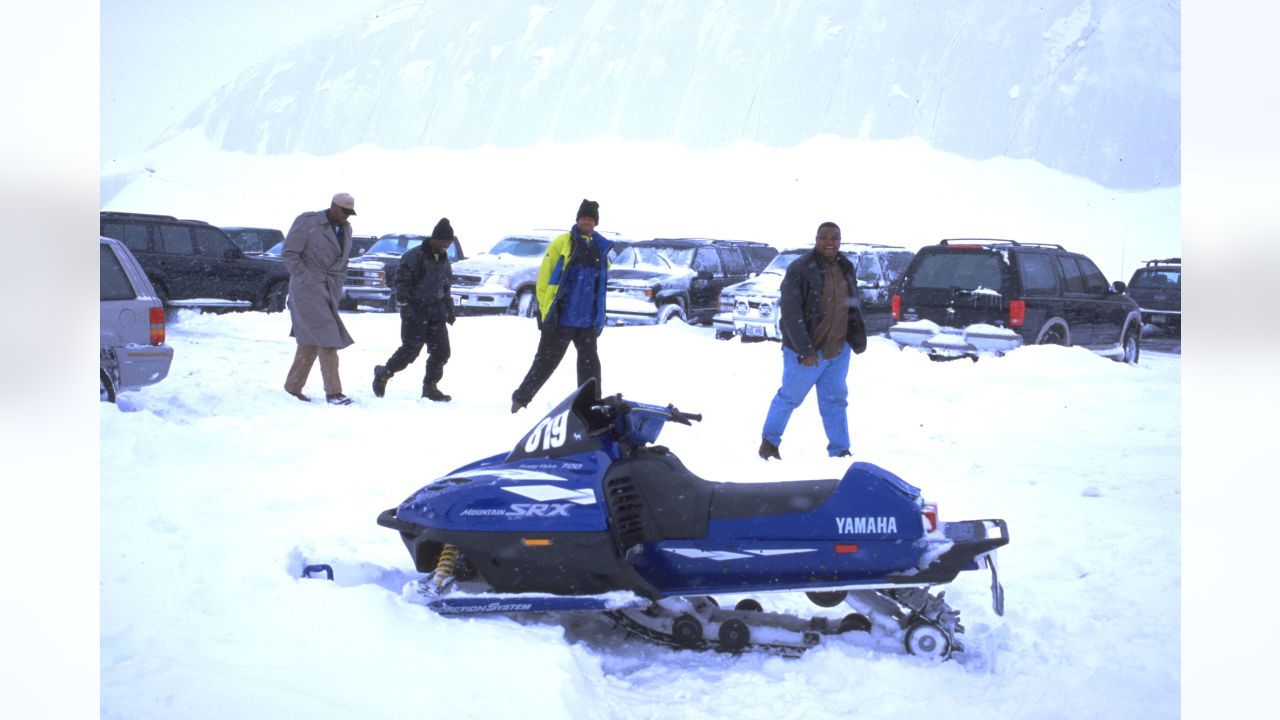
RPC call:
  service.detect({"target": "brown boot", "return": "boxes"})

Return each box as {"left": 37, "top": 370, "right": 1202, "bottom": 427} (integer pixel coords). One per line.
{"left": 423, "top": 383, "right": 452, "bottom": 402}
{"left": 758, "top": 437, "right": 781, "bottom": 460}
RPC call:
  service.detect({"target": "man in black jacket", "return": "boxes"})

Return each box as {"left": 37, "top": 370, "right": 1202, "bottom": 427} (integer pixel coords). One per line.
{"left": 759, "top": 221, "right": 867, "bottom": 460}
{"left": 372, "top": 218, "right": 457, "bottom": 401}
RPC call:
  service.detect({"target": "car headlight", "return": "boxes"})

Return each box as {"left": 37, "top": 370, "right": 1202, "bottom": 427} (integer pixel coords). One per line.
{"left": 735, "top": 299, "right": 749, "bottom": 316}
{"left": 612, "top": 286, "right": 653, "bottom": 300}
{"left": 759, "top": 301, "right": 774, "bottom": 319}
{"left": 488, "top": 273, "right": 514, "bottom": 290}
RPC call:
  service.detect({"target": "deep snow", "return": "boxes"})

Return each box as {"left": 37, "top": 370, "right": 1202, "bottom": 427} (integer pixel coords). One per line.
{"left": 98, "top": 308, "right": 1180, "bottom": 720}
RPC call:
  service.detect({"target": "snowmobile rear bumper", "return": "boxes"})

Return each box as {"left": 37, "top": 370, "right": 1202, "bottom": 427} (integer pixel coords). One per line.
{"left": 890, "top": 518, "right": 1007, "bottom": 583}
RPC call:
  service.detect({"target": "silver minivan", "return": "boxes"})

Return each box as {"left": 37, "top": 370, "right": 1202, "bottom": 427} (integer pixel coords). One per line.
{"left": 101, "top": 236, "right": 174, "bottom": 402}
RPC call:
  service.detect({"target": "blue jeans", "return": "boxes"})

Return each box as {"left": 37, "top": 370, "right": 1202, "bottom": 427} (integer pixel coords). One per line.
{"left": 761, "top": 345, "right": 850, "bottom": 455}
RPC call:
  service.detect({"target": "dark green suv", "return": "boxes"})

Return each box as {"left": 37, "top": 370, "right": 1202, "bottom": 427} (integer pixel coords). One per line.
{"left": 100, "top": 211, "right": 291, "bottom": 312}
{"left": 1126, "top": 258, "right": 1180, "bottom": 335}
{"left": 887, "top": 239, "right": 1142, "bottom": 363}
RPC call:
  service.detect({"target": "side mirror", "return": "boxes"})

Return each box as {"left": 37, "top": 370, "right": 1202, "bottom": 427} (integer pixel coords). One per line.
{"left": 1112, "top": 280, "right": 1127, "bottom": 294}
{"left": 696, "top": 269, "right": 714, "bottom": 280}
{"left": 225, "top": 247, "right": 244, "bottom": 259}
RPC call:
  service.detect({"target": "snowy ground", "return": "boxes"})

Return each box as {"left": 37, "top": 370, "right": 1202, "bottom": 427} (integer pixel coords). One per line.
{"left": 100, "top": 309, "right": 1180, "bottom": 719}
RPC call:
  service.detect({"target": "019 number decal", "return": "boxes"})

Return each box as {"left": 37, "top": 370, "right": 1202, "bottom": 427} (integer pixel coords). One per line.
{"left": 525, "top": 410, "right": 570, "bottom": 453}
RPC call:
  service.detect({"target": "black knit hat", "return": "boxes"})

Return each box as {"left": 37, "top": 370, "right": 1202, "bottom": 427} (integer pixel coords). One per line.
{"left": 431, "top": 217, "right": 454, "bottom": 240}
{"left": 577, "top": 199, "right": 599, "bottom": 222}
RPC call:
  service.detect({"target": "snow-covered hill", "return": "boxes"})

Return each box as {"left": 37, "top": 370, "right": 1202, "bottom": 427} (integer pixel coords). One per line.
{"left": 172, "top": 0, "right": 1179, "bottom": 191}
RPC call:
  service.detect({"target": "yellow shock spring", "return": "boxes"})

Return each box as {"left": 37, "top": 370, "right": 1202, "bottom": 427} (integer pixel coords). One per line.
{"left": 431, "top": 544, "right": 460, "bottom": 590}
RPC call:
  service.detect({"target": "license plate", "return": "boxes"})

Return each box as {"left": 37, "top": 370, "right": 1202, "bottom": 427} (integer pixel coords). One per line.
{"left": 746, "top": 324, "right": 764, "bottom": 337}
{"left": 452, "top": 295, "right": 462, "bottom": 306}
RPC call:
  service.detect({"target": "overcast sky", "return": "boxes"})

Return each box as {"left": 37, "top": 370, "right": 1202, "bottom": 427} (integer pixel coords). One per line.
{"left": 101, "top": 0, "right": 365, "bottom": 162}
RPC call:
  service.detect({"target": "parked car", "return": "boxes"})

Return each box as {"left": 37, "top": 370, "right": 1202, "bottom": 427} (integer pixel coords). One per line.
{"left": 254, "top": 238, "right": 394, "bottom": 312}
{"left": 451, "top": 229, "right": 624, "bottom": 318}
{"left": 358, "top": 233, "right": 467, "bottom": 311}
{"left": 714, "top": 243, "right": 915, "bottom": 341}
{"left": 1126, "top": 257, "right": 1180, "bottom": 334}
{"left": 100, "top": 236, "right": 174, "bottom": 402}
{"left": 605, "top": 238, "right": 778, "bottom": 326}
{"left": 221, "top": 226, "right": 284, "bottom": 255}
{"left": 887, "top": 239, "right": 1142, "bottom": 362}
{"left": 350, "top": 234, "right": 379, "bottom": 259}
{"left": 100, "top": 211, "right": 292, "bottom": 312}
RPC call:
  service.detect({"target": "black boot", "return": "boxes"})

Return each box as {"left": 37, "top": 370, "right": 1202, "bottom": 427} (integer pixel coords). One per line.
{"left": 423, "top": 383, "right": 452, "bottom": 402}
{"left": 372, "top": 365, "right": 391, "bottom": 397}
{"left": 758, "top": 437, "right": 781, "bottom": 460}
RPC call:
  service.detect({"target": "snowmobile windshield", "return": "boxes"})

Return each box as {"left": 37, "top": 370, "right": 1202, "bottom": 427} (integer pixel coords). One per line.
{"left": 505, "top": 382, "right": 613, "bottom": 462}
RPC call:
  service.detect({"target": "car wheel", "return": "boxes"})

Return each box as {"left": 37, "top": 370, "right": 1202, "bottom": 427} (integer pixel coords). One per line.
{"left": 656, "top": 303, "right": 685, "bottom": 324}
{"left": 1121, "top": 324, "right": 1141, "bottom": 364}
{"left": 1037, "top": 323, "right": 1068, "bottom": 346}
{"left": 515, "top": 289, "right": 538, "bottom": 319}
{"left": 263, "top": 281, "right": 288, "bottom": 313}
{"left": 100, "top": 369, "right": 116, "bottom": 403}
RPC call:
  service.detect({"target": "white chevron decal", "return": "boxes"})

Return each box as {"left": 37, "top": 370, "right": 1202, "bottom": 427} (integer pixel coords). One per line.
{"left": 500, "top": 485, "right": 597, "bottom": 504}
{"left": 444, "top": 468, "right": 566, "bottom": 483}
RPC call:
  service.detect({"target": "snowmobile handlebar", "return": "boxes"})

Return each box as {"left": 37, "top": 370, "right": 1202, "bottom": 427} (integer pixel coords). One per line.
{"left": 663, "top": 404, "right": 702, "bottom": 426}
{"left": 590, "top": 395, "right": 702, "bottom": 425}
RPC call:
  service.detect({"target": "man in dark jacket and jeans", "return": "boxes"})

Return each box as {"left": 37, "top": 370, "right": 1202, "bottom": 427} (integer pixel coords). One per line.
{"left": 372, "top": 218, "right": 457, "bottom": 401}
{"left": 510, "top": 199, "right": 612, "bottom": 413}
{"left": 759, "top": 221, "right": 867, "bottom": 460}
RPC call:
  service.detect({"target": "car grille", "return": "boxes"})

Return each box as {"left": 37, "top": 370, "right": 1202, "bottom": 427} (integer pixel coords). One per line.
{"left": 346, "top": 267, "right": 386, "bottom": 288}
{"left": 453, "top": 274, "right": 483, "bottom": 287}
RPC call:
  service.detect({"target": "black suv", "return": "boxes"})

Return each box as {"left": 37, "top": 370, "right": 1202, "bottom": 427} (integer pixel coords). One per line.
{"left": 605, "top": 238, "right": 778, "bottom": 325}
{"left": 887, "top": 239, "right": 1142, "bottom": 363}
{"left": 1126, "top": 257, "right": 1180, "bottom": 335}
{"left": 101, "top": 212, "right": 292, "bottom": 312}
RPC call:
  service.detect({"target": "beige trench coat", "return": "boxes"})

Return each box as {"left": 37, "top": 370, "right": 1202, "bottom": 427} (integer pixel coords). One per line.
{"left": 282, "top": 209, "right": 354, "bottom": 348}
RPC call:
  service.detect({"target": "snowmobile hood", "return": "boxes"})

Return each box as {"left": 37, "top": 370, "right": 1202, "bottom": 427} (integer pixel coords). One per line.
{"left": 395, "top": 451, "right": 613, "bottom": 532}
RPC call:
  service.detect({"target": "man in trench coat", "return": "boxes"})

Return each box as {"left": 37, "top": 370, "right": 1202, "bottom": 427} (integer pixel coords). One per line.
{"left": 281, "top": 192, "right": 357, "bottom": 405}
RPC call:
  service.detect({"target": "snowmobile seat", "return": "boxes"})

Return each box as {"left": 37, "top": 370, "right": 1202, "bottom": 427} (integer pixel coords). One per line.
{"left": 708, "top": 479, "right": 839, "bottom": 520}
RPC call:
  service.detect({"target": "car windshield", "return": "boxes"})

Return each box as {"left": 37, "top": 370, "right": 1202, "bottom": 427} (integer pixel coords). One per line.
{"left": 762, "top": 249, "right": 859, "bottom": 275}
{"left": 907, "top": 251, "right": 1006, "bottom": 292}
{"left": 762, "top": 252, "right": 804, "bottom": 275}
{"left": 612, "top": 246, "right": 691, "bottom": 270}
{"left": 367, "top": 235, "right": 424, "bottom": 255}
{"left": 1129, "top": 268, "right": 1180, "bottom": 289}
{"left": 489, "top": 237, "right": 550, "bottom": 257}
{"left": 264, "top": 241, "right": 284, "bottom": 258}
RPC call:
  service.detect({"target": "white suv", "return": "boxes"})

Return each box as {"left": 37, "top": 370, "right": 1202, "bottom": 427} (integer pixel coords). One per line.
{"left": 451, "top": 230, "right": 623, "bottom": 317}
{"left": 101, "top": 236, "right": 174, "bottom": 402}
{"left": 716, "top": 243, "right": 915, "bottom": 341}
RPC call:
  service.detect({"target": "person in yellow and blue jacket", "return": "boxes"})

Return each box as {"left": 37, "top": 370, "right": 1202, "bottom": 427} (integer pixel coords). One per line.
{"left": 511, "top": 199, "right": 613, "bottom": 413}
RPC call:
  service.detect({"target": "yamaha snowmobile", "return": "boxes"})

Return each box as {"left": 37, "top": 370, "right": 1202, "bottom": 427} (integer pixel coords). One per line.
{"left": 377, "top": 382, "right": 1009, "bottom": 659}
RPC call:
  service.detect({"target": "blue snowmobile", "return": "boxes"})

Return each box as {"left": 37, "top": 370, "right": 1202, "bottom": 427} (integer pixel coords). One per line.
{"left": 377, "top": 381, "right": 1009, "bottom": 659}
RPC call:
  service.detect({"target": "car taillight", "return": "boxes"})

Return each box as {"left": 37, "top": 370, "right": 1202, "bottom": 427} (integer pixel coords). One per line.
{"left": 149, "top": 306, "right": 166, "bottom": 345}
{"left": 892, "top": 293, "right": 901, "bottom": 321}
{"left": 921, "top": 502, "right": 938, "bottom": 532}
{"left": 1009, "top": 299, "right": 1026, "bottom": 328}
